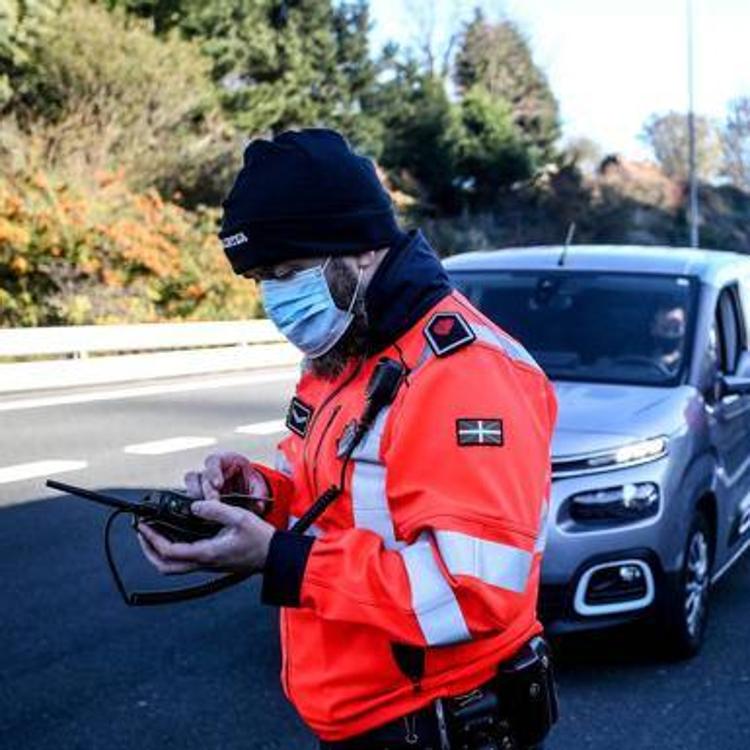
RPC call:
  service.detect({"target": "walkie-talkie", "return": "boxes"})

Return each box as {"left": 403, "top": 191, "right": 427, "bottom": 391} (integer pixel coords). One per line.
{"left": 360, "top": 357, "right": 407, "bottom": 432}
{"left": 46, "top": 480, "right": 266, "bottom": 542}
{"left": 46, "top": 480, "right": 268, "bottom": 606}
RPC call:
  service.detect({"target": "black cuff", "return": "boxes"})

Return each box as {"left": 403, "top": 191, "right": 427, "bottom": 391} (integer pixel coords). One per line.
{"left": 261, "top": 531, "right": 315, "bottom": 607}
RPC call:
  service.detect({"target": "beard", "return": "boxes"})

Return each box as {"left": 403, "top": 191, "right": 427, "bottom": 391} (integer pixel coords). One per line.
{"left": 308, "top": 258, "right": 370, "bottom": 381}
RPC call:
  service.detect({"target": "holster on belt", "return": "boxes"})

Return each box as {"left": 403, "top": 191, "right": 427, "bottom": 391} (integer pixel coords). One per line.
{"left": 322, "top": 636, "right": 559, "bottom": 750}
{"left": 444, "top": 636, "right": 559, "bottom": 749}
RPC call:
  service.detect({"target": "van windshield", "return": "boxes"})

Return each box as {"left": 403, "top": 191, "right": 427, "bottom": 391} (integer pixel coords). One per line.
{"left": 450, "top": 270, "right": 698, "bottom": 386}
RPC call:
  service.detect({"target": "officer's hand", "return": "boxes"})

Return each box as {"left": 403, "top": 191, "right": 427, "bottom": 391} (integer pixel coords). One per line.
{"left": 184, "top": 451, "right": 269, "bottom": 513}
{"left": 136, "top": 501, "right": 275, "bottom": 576}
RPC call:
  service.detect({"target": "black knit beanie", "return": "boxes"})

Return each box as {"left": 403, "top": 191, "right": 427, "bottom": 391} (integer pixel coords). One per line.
{"left": 218, "top": 128, "right": 403, "bottom": 274}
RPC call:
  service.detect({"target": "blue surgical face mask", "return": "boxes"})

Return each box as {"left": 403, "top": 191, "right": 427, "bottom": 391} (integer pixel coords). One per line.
{"left": 260, "top": 258, "right": 364, "bottom": 359}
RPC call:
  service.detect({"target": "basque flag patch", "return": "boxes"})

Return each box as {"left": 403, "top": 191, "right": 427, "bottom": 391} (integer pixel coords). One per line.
{"left": 456, "top": 418, "right": 504, "bottom": 446}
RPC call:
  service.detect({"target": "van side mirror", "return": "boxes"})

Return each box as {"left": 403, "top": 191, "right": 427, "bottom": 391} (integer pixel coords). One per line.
{"left": 736, "top": 351, "right": 750, "bottom": 378}
{"left": 720, "top": 351, "right": 750, "bottom": 396}
{"left": 721, "top": 376, "right": 750, "bottom": 396}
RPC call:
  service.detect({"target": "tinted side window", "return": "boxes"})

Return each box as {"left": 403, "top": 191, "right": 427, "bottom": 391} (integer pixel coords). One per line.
{"left": 739, "top": 274, "right": 750, "bottom": 335}
{"left": 717, "top": 286, "right": 744, "bottom": 374}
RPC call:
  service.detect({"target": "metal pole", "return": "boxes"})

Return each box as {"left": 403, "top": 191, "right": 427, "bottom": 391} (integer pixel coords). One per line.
{"left": 687, "top": 0, "right": 699, "bottom": 247}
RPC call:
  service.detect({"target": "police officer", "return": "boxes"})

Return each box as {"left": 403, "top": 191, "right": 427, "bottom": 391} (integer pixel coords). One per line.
{"left": 137, "top": 129, "right": 559, "bottom": 749}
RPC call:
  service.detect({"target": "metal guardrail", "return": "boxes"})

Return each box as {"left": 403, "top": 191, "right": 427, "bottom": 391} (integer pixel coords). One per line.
{"left": 0, "top": 320, "right": 283, "bottom": 359}
{"left": 0, "top": 320, "right": 298, "bottom": 395}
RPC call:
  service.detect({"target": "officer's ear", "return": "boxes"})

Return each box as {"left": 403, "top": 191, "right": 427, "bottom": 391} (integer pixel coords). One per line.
{"left": 355, "top": 246, "right": 389, "bottom": 271}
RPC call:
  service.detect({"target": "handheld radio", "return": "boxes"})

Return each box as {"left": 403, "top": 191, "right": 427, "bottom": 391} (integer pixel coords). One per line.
{"left": 46, "top": 480, "right": 267, "bottom": 606}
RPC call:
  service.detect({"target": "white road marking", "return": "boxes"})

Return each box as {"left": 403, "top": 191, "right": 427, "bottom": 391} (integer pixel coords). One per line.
{"left": 235, "top": 419, "right": 287, "bottom": 436}
{"left": 0, "top": 370, "right": 297, "bottom": 413}
{"left": 0, "top": 459, "right": 88, "bottom": 485}
{"left": 123, "top": 436, "right": 217, "bottom": 456}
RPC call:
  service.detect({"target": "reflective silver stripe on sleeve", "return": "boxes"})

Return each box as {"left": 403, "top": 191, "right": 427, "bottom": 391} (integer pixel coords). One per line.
{"left": 350, "top": 407, "right": 405, "bottom": 550}
{"left": 399, "top": 533, "right": 471, "bottom": 646}
{"left": 274, "top": 450, "right": 293, "bottom": 477}
{"left": 287, "top": 515, "right": 323, "bottom": 538}
{"left": 433, "top": 529, "right": 533, "bottom": 593}
{"left": 412, "top": 321, "right": 540, "bottom": 377}
{"left": 535, "top": 501, "right": 550, "bottom": 553}
{"left": 470, "top": 323, "right": 541, "bottom": 371}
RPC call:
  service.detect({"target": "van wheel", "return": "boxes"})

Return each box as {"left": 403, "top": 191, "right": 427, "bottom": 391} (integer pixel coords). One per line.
{"left": 659, "top": 512, "right": 712, "bottom": 659}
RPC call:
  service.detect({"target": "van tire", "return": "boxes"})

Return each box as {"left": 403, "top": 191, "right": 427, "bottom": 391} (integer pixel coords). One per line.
{"left": 658, "top": 511, "right": 713, "bottom": 660}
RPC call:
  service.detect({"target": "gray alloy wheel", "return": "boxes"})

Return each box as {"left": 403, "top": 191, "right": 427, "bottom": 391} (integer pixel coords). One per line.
{"left": 658, "top": 511, "right": 713, "bottom": 659}
{"left": 684, "top": 528, "right": 710, "bottom": 640}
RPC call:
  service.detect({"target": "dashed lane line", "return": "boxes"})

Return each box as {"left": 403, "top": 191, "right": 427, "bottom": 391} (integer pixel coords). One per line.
{"left": 0, "top": 370, "right": 297, "bottom": 413}
{"left": 123, "top": 436, "right": 218, "bottom": 456}
{"left": 0, "top": 459, "right": 88, "bottom": 485}
{"left": 235, "top": 420, "right": 287, "bottom": 436}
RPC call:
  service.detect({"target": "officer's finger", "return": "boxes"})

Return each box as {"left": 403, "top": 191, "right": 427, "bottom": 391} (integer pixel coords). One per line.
{"left": 191, "top": 499, "right": 245, "bottom": 527}
{"left": 136, "top": 528, "right": 163, "bottom": 565}
{"left": 205, "top": 452, "right": 245, "bottom": 484}
{"left": 137, "top": 522, "right": 190, "bottom": 563}
{"left": 199, "top": 470, "right": 220, "bottom": 502}
{"left": 204, "top": 454, "right": 228, "bottom": 486}
{"left": 136, "top": 531, "right": 196, "bottom": 575}
{"left": 154, "top": 537, "right": 216, "bottom": 566}
{"left": 136, "top": 521, "right": 172, "bottom": 556}
{"left": 184, "top": 470, "right": 203, "bottom": 499}
{"left": 137, "top": 521, "right": 214, "bottom": 566}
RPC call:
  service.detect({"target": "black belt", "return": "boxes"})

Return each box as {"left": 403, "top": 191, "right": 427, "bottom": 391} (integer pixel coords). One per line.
{"left": 319, "top": 695, "right": 452, "bottom": 750}
{"left": 319, "top": 636, "right": 558, "bottom": 750}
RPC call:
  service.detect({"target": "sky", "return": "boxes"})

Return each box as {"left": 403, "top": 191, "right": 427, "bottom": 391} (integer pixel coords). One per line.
{"left": 367, "top": 0, "right": 750, "bottom": 159}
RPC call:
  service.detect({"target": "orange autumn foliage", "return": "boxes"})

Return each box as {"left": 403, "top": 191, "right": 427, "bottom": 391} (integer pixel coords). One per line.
{"left": 0, "top": 168, "right": 260, "bottom": 326}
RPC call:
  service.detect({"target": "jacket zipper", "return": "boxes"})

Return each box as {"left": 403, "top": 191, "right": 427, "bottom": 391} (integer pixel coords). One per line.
{"left": 312, "top": 405, "right": 341, "bottom": 497}
{"left": 301, "top": 357, "right": 365, "bottom": 501}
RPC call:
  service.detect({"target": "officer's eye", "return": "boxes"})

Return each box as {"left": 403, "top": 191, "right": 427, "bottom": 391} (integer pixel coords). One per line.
{"left": 274, "top": 266, "right": 305, "bottom": 280}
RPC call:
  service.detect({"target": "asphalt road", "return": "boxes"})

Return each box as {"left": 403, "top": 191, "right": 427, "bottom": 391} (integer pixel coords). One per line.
{"left": 1, "top": 369, "right": 749, "bottom": 750}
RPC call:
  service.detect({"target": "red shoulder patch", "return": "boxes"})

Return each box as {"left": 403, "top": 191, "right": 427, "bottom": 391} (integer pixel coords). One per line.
{"left": 424, "top": 312, "right": 475, "bottom": 357}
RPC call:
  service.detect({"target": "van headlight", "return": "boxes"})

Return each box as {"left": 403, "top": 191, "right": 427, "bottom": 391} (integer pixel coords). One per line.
{"left": 553, "top": 436, "right": 668, "bottom": 477}
{"left": 568, "top": 482, "right": 660, "bottom": 523}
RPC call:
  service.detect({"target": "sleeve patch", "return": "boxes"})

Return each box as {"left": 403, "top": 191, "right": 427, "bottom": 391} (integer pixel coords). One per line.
{"left": 286, "top": 396, "right": 313, "bottom": 437}
{"left": 424, "top": 312, "right": 476, "bottom": 357}
{"left": 456, "top": 418, "right": 504, "bottom": 446}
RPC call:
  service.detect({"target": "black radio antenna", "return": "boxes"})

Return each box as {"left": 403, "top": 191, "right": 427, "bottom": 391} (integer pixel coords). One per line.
{"left": 557, "top": 222, "right": 576, "bottom": 267}
{"left": 46, "top": 480, "right": 143, "bottom": 514}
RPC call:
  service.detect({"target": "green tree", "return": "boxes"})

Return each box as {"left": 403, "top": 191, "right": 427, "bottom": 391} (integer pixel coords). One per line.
{"left": 4, "top": 0, "right": 238, "bottom": 204}
{"left": 450, "top": 85, "right": 533, "bottom": 206}
{"left": 370, "top": 50, "right": 459, "bottom": 212}
{"left": 371, "top": 41, "right": 537, "bottom": 214}
{"left": 104, "top": 0, "right": 382, "bottom": 153}
{"left": 330, "top": 1, "right": 383, "bottom": 156}
{"left": 641, "top": 111, "right": 723, "bottom": 183}
{"left": 0, "top": 0, "right": 62, "bottom": 110}
{"left": 101, "top": 0, "right": 186, "bottom": 34}
{"left": 453, "top": 8, "right": 560, "bottom": 164}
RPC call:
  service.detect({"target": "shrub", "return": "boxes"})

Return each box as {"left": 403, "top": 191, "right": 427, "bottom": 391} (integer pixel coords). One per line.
{"left": 0, "top": 160, "right": 260, "bottom": 327}
{"left": 4, "top": 0, "right": 240, "bottom": 206}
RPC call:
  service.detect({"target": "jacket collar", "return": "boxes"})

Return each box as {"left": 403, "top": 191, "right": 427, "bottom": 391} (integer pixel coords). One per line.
{"left": 364, "top": 229, "right": 453, "bottom": 355}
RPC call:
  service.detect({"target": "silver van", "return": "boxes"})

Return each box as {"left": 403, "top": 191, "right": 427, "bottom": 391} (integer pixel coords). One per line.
{"left": 445, "top": 245, "right": 750, "bottom": 658}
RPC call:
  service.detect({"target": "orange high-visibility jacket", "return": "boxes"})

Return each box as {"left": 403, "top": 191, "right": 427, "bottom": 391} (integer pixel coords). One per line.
{"left": 255, "top": 289, "right": 558, "bottom": 741}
